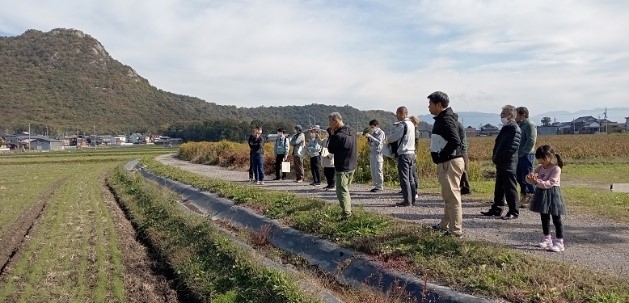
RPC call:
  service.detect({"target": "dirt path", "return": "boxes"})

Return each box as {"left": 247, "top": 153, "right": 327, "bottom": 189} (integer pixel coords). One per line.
{"left": 157, "top": 154, "right": 629, "bottom": 278}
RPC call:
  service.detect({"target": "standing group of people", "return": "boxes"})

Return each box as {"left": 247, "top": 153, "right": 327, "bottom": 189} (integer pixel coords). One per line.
{"left": 247, "top": 91, "right": 567, "bottom": 251}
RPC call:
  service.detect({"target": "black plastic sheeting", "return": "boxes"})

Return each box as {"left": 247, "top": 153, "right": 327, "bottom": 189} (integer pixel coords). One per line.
{"left": 137, "top": 165, "right": 493, "bottom": 303}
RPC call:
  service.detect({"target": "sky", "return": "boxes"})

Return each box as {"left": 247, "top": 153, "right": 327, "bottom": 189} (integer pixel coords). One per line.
{"left": 2, "top": 0, "right": 628, "bottom": 120}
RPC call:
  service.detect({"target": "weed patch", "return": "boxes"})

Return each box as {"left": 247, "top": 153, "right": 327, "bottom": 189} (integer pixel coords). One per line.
{"left": 142, "top": 157, "right": 629, "bottom": 303}
{"left": 108, "top": 166, "right": 318, "bottom": 303}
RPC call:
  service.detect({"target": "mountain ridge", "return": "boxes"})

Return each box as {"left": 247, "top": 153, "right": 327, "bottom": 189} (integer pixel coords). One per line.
{"left": 0, "top": 28, "right": 399, "bottom": 135}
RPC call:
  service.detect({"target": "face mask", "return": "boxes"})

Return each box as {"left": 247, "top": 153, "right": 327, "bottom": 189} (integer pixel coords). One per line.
{"left": 501, "top": 118, "right": 509, "bottom": 125}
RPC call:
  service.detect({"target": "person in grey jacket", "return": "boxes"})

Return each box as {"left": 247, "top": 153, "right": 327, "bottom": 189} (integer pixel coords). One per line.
{"left": 387, "top": 106, "right": 417, "bottom": 207}
{"left": 273, "top": 128, "right": 290, "bottom": 180}
{"left": 307, "top": 128, "right": 323, "bottom": 186}
{"left": 516, "top": 107, "right": 537, "bottom": 207}
{"left": 482, "top": 105, "right": 522, "bottom": 220}
{"left": 290, "top": 125, "right": 306, "bottom": 182}
{"left": 364, "top": 119, "right": 385, "bottom": 192}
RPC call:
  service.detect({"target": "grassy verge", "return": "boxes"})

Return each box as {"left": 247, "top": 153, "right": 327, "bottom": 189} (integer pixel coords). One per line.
{"left": 107, "top": 166, "right": 318, "bottom": 303}
{"left": 142, "top": 157, "right": 629, "bottom": 303}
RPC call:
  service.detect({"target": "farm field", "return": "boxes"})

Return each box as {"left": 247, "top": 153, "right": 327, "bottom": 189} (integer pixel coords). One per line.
{"left": 0, "top": 147, "right": 177, "bottom": 303}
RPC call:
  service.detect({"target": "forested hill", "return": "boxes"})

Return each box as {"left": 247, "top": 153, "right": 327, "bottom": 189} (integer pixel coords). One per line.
{"left": 0, "top": 28, "right": 401, "bottom": 137}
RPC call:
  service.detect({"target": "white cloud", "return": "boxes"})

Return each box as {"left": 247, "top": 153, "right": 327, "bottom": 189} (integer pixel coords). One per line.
{"left": 1, "top": 0, "right": 628, "bottom": 118}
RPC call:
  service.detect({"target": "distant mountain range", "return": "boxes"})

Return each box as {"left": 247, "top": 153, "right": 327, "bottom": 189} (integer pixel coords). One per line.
{"left": 420, "top": 108, "right": 629, "bottom": 129}
{"left": 0, "top": 28, "right": 399, "bottom": 135}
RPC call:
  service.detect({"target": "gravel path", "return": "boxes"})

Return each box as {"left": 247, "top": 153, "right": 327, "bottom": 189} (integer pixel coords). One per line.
{"left": 156, "top": 154, "right": 629, "bottom": 278}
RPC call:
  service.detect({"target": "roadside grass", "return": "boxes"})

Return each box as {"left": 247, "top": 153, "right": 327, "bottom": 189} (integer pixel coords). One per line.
{"left": 0, "top": 161, "right": 126, "bottom": 303}
{"left": 142, "top": 157, "right": 629, "bottom": 303}
{"left": 107, "top": 166, "right": 318, "bottom": 303}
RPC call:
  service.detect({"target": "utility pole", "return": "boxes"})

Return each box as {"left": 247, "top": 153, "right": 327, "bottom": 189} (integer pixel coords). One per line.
{"left": 603, "top": 107, "right": 609, "bottom": 134}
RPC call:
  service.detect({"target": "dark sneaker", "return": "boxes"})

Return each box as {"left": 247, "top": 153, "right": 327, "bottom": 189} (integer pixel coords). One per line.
{"left": 370, "top": 188, "right": 382, "bottom": 192}
{"left": 394, "top": 202, "right": 411, "bottom": 207}
{"left": 481, "top": 209, "right": 502, "bottom": 217}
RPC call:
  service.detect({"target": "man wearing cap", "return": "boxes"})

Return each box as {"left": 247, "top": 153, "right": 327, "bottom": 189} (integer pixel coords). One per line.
{"left": 290, "top": 125, "right": 306, "bottom": 182}
{"left": 364, "top": 119, "right": 385, "bottom": 192}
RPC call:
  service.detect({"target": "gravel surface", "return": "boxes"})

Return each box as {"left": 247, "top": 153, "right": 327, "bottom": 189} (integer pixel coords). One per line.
{"left": 157, "top": 154, "right": 629, "bottom": 278}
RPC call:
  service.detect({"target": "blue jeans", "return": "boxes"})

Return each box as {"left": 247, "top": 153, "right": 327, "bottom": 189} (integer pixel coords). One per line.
{"left": 517, "top": 154, "right": 535, "bottom": 194}
{"left": 252, "top": 153, "right": 265, "bottom": 182}
{"left": 397, "top": 154, "right": 417, "bottom": 204}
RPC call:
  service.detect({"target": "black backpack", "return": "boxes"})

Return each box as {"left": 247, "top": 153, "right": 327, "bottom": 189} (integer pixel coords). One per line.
{"left": 389, "top": 121, "right": 408, "bottom": 158}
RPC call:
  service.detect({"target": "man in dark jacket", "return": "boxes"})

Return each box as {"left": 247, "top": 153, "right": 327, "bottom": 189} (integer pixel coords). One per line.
{"left": 248, "top": 126, "right": 265, "bottom": 185}
{"left": 327, "top": 112, "right": 357, "bottom": 219}
{"left": 428, "top": 91, "right": 465, "bottom": 237}
{"left": 482, "top": 105, "right": 522, "bottom": 220}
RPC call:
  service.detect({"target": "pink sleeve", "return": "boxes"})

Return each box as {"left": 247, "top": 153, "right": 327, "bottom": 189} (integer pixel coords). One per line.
{"left": 536, "top": 166, "right": 561, "bottom": 189}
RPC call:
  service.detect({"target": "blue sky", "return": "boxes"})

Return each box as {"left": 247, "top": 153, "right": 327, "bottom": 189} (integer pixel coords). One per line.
{"left": 2, "top": 0, "right": 628, "bottom": 118}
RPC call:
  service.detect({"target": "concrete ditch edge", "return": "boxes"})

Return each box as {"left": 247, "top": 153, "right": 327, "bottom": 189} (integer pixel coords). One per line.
{"left": 137, "top": 165, "right": 493, "bottom": 303}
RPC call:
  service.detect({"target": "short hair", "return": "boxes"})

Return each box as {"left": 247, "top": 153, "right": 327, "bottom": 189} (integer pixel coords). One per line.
{"left": 427, "top": 91, "right": 450, "bottom": 108}
{"left": 502, "top": 105, "right": 517, "bottom": 118}
{"left": 277, "top": 128, "right": 285, "bottom": 133}
{"left": 396, "top": 106, "right": 408, "bottom": 116}
{"left": 369, "top": 119, "right": 379, "bottom": 126}
{"left": 516, "top": 107, "right": 529, "bottom": 118}
{"left": 254, "top": 126, "right": 261, "bottom": 131}
{"left": 328, "top": 112, "right": 343, "bottom": 121}
{"left": 409, "top": 116, "right": 419, "bottom": 126}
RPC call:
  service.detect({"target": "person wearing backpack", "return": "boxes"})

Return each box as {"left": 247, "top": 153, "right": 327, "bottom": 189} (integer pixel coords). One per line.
{"left": 387, "top": 106, "right": 417, "bottom": 207}
{"left": 273, "top": 128, "right": 290, "bottom": 180}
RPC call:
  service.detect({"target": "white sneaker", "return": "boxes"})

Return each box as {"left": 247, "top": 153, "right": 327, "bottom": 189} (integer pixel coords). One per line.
{"left": 549, "top": 241, "right": 564, "bottom": 252}
{"left": 538, "top": 236, "right": 553, "bottom": 249}
{"left": 415, "top": 194, "right": 419, "bottom": 199}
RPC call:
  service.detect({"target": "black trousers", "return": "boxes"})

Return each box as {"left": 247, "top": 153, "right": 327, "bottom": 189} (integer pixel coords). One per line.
{"left": 310, "top": 156, "right": 321, "bottom": 184}
{"left": 323, "top": 167, "right": 335, "bottom": 187}
{"left": 541, "top": 214, "right": 564, "bottom": 238}
{"left": 274, "top": 154, "right": 287, "bottom": 179}
{"left": 491, "top": 168, "right": 519, "bottom": 216}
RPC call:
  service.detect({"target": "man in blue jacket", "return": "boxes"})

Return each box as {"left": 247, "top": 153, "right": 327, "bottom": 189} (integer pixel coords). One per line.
{"left": 428, "top": 91, "right": 465, "bottom": 237}
{"left": 482, "top": 105, "right": 522, "bottom": 220}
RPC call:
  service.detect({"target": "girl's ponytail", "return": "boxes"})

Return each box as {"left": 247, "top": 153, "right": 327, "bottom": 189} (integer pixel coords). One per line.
{"left": 555, "top": 153, "right": 564, "bottom": 168}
